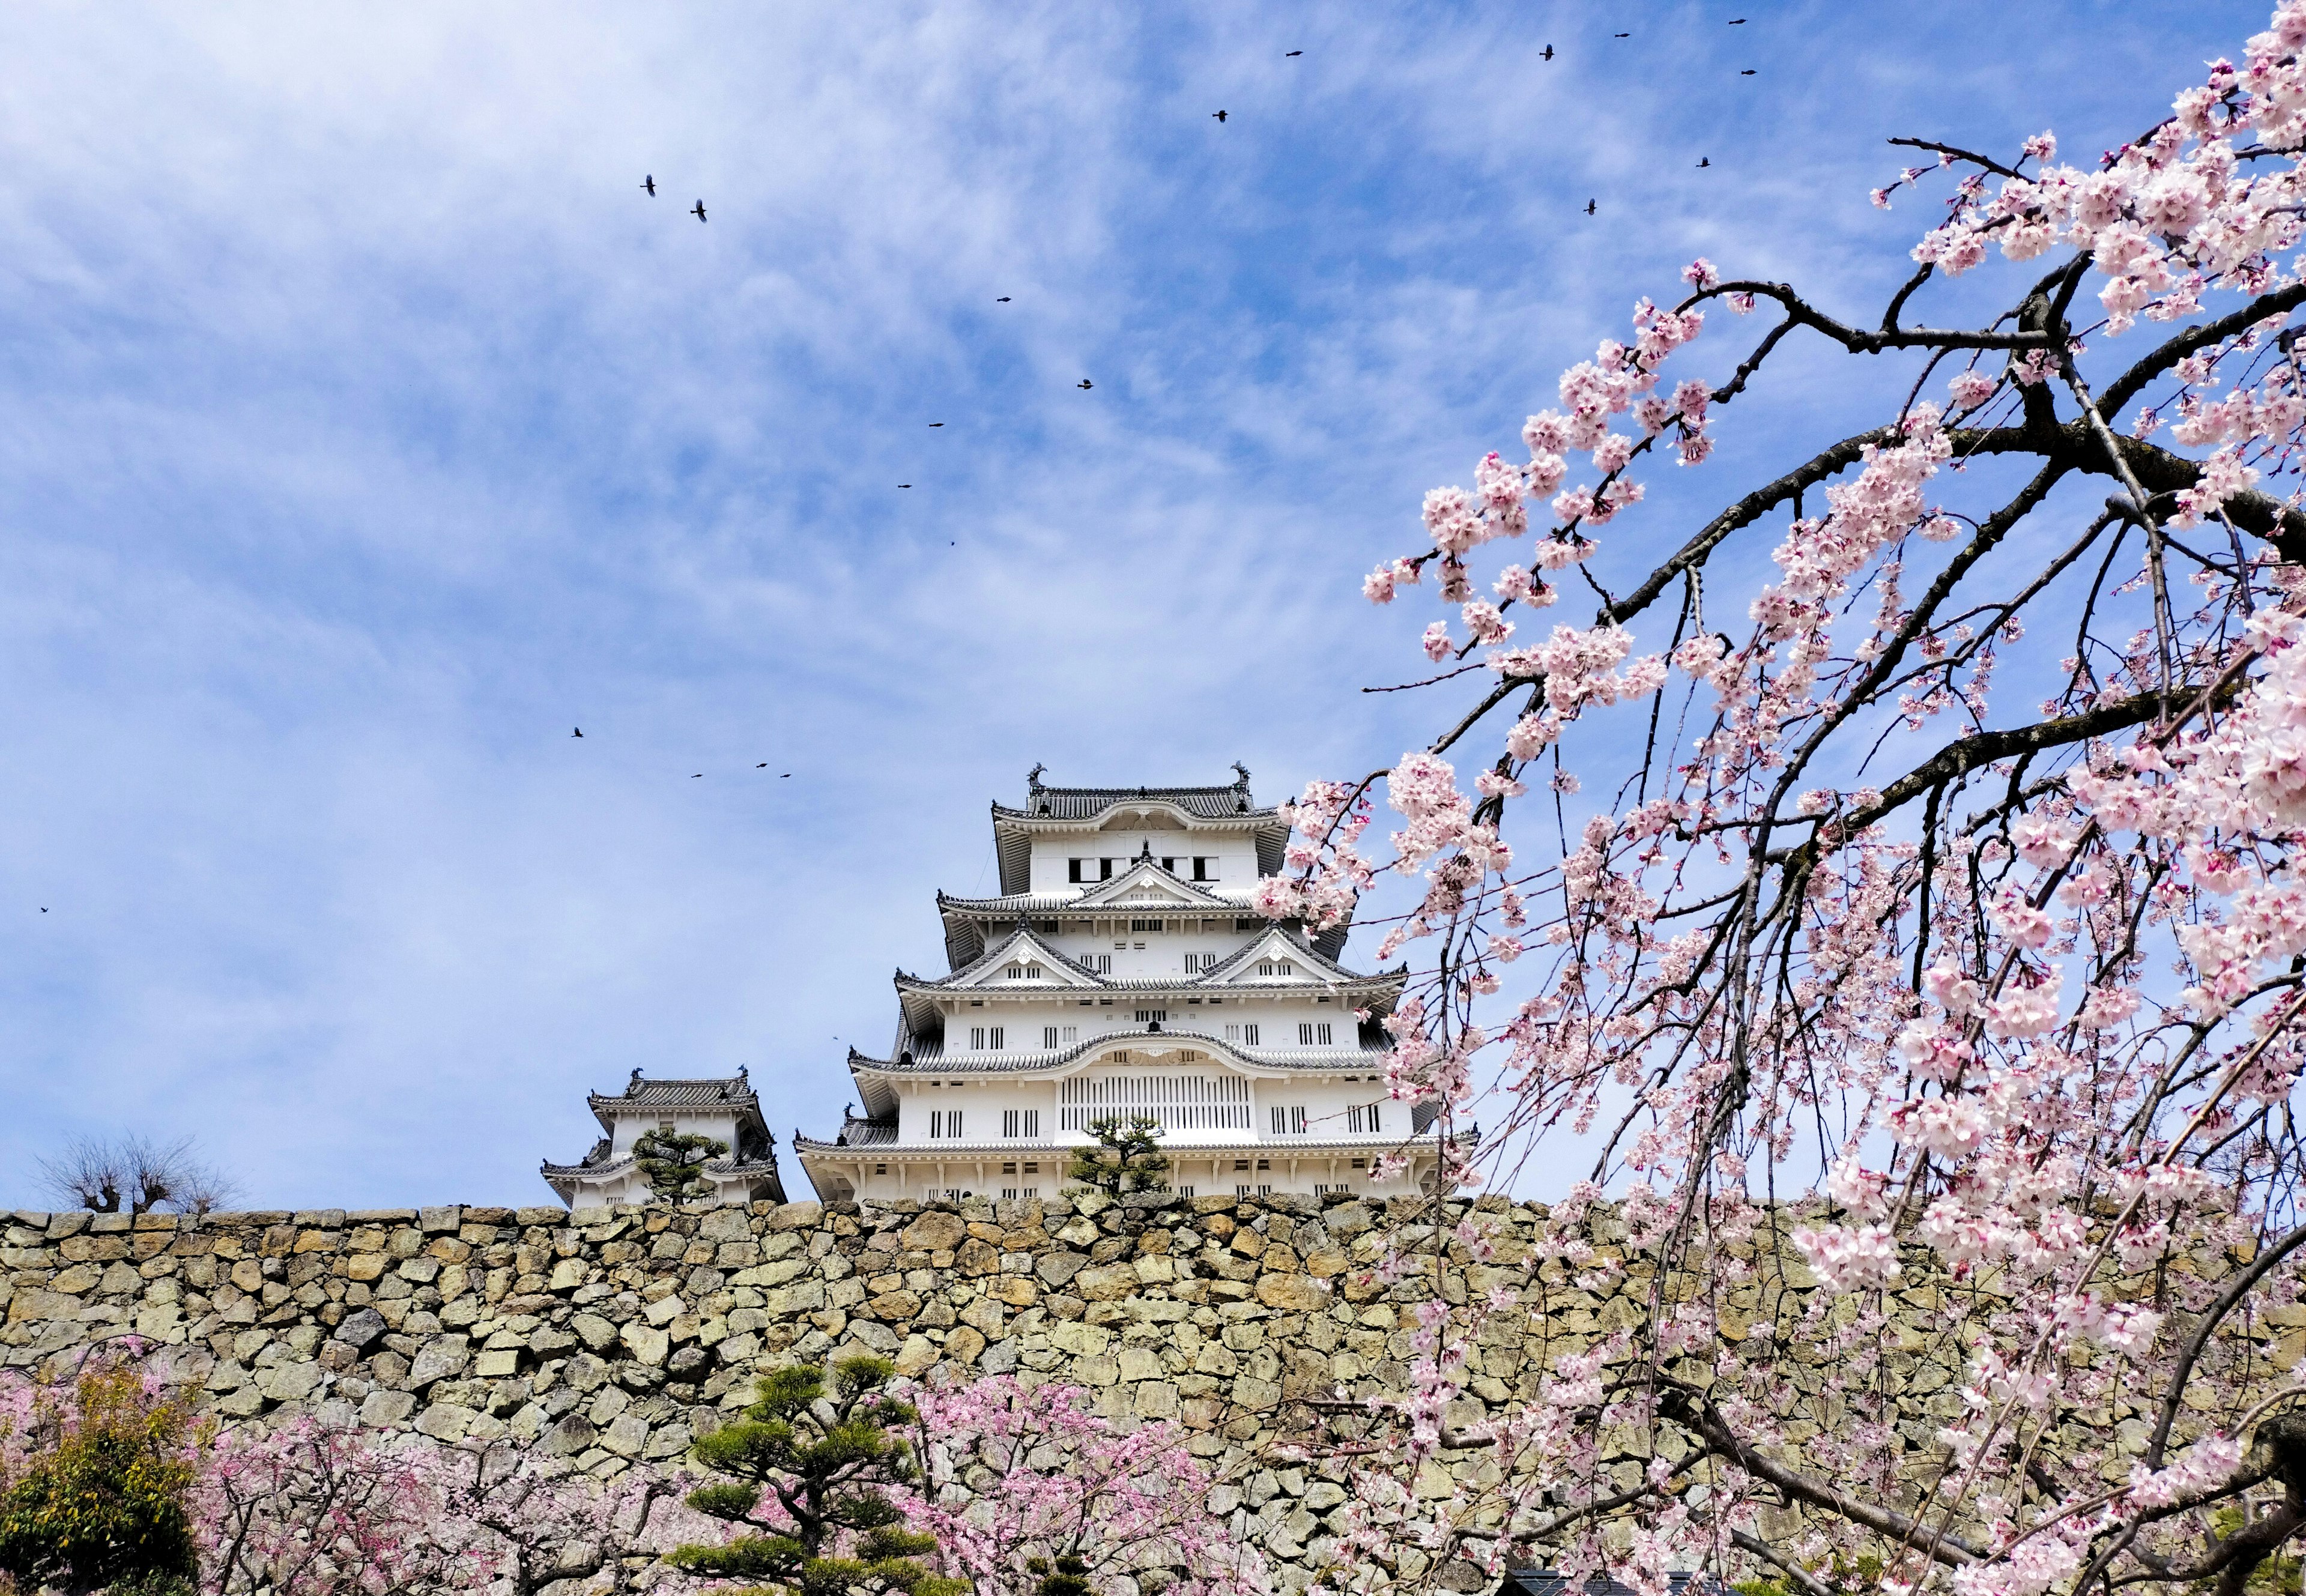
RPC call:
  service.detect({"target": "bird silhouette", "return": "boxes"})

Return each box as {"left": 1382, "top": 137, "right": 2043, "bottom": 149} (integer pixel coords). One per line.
{"left": 929, "top": 422, "right": 944, "bottom": 427}
{"left": 757, "top": 763, "right": 769, "bottom": 769}
{"left": 1212, "top": 109, "right": 1228, "bottom": 122}
{"left": 1729, "top": 17, "right": 1747, "bottom": 22}
{"left": 40, "top": 907, "right": 46, "bottom": 913}
{"left": 997, "top": 296, "right": 1011, "bottom": 302}
{"left": 1739, "top": 68, "right": 1755, "bottom": 75}
{"left": 781, "top": 773, "right": 791, "bottom": 778}
{"left": 1613, "top": 31, "right": 1629, "bottom": 38}
{"left": 900, "top": 483, "right": 912, "bottom": 488}
{"left": 573, "top": 727, "right": 584, "bottom": 737}
{"left": 692, "top": 773, "right": 703, "bottom": 778}
{"left": 1542, "top": 44, "right": 1554, "bottom": 59}
{"left": 641, "top": 175, "right": 656, "bottom": 196}
{"left": 1077, "top": 379, "right": 1094, "bottom": 390}
{"left": 691, "top": 200, "right": 707, "bottom": 222}
{"left": 1585, "top": 199, "right": 1597, "bottom": 216}
{"left": 1285, "top": 50, "right": 1301, "bottom": 56}
{"left": 1698, "top": 156, "right": 1711, "bottom": 168}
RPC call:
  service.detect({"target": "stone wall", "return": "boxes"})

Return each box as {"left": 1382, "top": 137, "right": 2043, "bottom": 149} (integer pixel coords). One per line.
{"left": 1, "top": 1192, "right": 1602, "bottom": 1591}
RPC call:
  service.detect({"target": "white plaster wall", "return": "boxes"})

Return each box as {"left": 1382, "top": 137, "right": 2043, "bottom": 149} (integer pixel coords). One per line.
{"left": 605, "top": 1108, "right": 749, "bottom": 1159}
{"left": 1023, "top": 830, "right": 1262, "bottom": 893}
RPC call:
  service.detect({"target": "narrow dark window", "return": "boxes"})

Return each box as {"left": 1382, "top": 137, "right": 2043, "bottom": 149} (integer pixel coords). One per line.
{"left": 1069, "top": 858, "right": 1086, "bottom": 883}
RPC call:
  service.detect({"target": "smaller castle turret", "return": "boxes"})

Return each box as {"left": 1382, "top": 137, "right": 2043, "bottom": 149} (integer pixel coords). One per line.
{"left": 542, "top": 1070, "right": 785, "bottom": 1208}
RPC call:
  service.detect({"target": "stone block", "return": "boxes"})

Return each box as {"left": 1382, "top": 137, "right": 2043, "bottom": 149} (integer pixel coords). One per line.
{"left": 359, "top": 1389, "right": 417, "bottom": 1427}
{"left": 902, "top": 1212, "right": 967, "bottom": 1252}
{"left": 1256, "top": 1274, "right": 1327, "bottom": 1312}
{"left": 698, "top": 1209, "right": 751, "bottom": 1242}
{"left": 334, "top": 1307, "right": 389, "bottom": 1352}
{"left": 410, "top": 1336, "right": 471, "bottom": 1387}
{"left": 599, "top": 1412, "right": 652, "bottom": 1457}
{"left": 868, "top": 1290, "right": 922, "bottom": 1322}
{"left": 767, "top": 1202, "right": 823, "bottom": 1231}
{"left": 415, "top": 1403, "right": 476, "bottom": 1442}
{"left": 621, "top": 1323, "right": 670, "bottom": 1367}
{"left": 893, "top": 1334, "right": 938, "bottom": 1377}
{"left": 418, "top": 1206, "right": 463, "bottom": 1235}
{"left": 1035, "top": 1251, "right": 1089, "bottom": 1289}
{"left": 474, "top": 1348, "right": 522, "bottom": 1379}
{"left": 1072, "top": 1264, "right": 1139, "bottom": 1301}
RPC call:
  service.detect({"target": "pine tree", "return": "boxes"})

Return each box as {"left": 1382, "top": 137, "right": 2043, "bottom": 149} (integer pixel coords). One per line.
{"left": 1066, "top": 1114, "right": 1168, "bottom": 1197}
{"left": 631, "top": 1128, "right": 727, "bottom": 1206}
{"left": 669, "top": 1356, "right": 964, "bottom": 1596}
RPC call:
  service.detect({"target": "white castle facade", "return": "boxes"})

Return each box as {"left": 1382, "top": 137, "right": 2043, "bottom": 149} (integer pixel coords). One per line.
{"left": 794, "top": 769, "right": 1445, "bottom": 1204}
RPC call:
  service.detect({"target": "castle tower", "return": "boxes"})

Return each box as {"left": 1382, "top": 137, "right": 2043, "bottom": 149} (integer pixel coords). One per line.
{"left": 794, "top": 768, "right": 1451, "bottom": 1204}
{"left": 542, "top": 1068, "right": 787, "bottom": 1208}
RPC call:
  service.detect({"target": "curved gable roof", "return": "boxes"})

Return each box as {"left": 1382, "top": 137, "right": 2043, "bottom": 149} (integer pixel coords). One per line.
{"left": 990, "top": 770, "right": 1289, "bottom": 893}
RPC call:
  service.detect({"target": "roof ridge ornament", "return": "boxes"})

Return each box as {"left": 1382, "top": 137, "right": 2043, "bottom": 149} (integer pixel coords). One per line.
{"left": 628, "top": 1066, "right": 643, "bottom": 1095}
{"left": 1232, "top": 761, "right": 1250, "bottom": 785}
{"left": 1027, "top": 763, "right": 1046, "bottom": 790}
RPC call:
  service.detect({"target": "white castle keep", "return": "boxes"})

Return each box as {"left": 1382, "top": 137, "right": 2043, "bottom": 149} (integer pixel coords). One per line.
{"left": 793, "top": 767, "right": 1446, "bottom": 1204}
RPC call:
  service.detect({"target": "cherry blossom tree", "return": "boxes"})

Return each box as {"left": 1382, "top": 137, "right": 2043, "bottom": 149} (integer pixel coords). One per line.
{"left": 195, "top": 1415, "right": 695, "bottom": 1596}
{"left": 1257, "top": 6, "right": 2306, "bottom": 1595}
{"left": 904, "top": 1376, "right": 1263, "bottom": 1596}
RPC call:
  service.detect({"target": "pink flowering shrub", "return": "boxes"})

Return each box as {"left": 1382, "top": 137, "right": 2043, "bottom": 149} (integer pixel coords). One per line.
{"left": 906, "top": 1377, "right": 1263, "bottom": 1596}
{"left": 1270, "top": 5, "right": 2306, "bottom": 1594}
{"left": 193, "top": 1412, "right": 694, "bottom": 1596}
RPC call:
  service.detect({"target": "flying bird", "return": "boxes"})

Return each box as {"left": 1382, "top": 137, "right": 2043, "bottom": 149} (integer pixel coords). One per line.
{"left": 1740, "top": 68, "right": 1756, "bottom": 75}
{"left": 1585, "top": 199, "right": 1597, "bottom": 215}
{"left": 573, "top": 727, "right": 584, "bottom": 737}
{"left": 1077, "top": 379, "right": 1094, "bottom": 389}
{"left": 1285, "top": 50, "right": 1301, "bottom": 56}
{"left": 929, "top": 422, "right": 944, "bottom": 426}
{"left": 997, "top": 296, "right": 1011, "bottom": 302}
{"left": 692, "top": 773, "right": 703, "bottom": 778}
{"left": 1698, "top": 156, "right": 1711, "bottom": 168}
{"left": 641, "top": 175, "right": 656, "bottom": 196}
{"left": 1212, "top": 109, "right": 1228, "bottom": 122}
{"left": 782, "top": 773, "right": 791, "bottom": 778}
{"left": 1542, "top": 44, "right": 1554, "bottom": 59}
{"left": 691, "top": 200, "right": 707, "bottom": 221}
{"left": 758, "top": 763, "right": 769, "bottom": 768}
{"left": 1614, "top": 32, "right": 1629, "bottom": 38}
{"left": 900, "top": 483, "right": 912, "bottom": 488}
{"left": 1729, "top": 17, "right": 1747, "bottom": 22}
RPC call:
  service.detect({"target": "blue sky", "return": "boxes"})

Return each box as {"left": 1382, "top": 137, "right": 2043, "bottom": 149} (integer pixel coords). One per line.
{"left": 0, "top": 0, "right": 2272, "bottom": 1210}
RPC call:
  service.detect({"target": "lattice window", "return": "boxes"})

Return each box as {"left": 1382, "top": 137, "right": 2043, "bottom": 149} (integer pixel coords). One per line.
{"left": 1058, "top": 1072, "right": 1250, "bottom": 1131}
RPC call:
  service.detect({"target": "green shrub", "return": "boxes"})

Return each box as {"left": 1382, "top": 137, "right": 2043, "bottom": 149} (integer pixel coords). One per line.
{"left": 0, "top": 1364, "right": 202, "bottom": 1594}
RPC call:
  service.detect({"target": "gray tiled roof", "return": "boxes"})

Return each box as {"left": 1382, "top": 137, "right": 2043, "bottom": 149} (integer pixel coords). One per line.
{"left": 587, "top": 1074, "right": 760, "bottom": 1111}
{"left": 990, "top": 771, "right": 1290, "bottom": 893}
{"left": 580, "top": 1072, "right": 772, "bottom": 1140}
{"left": 993, "top": 769, "right": 1273, "bottom": 821}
